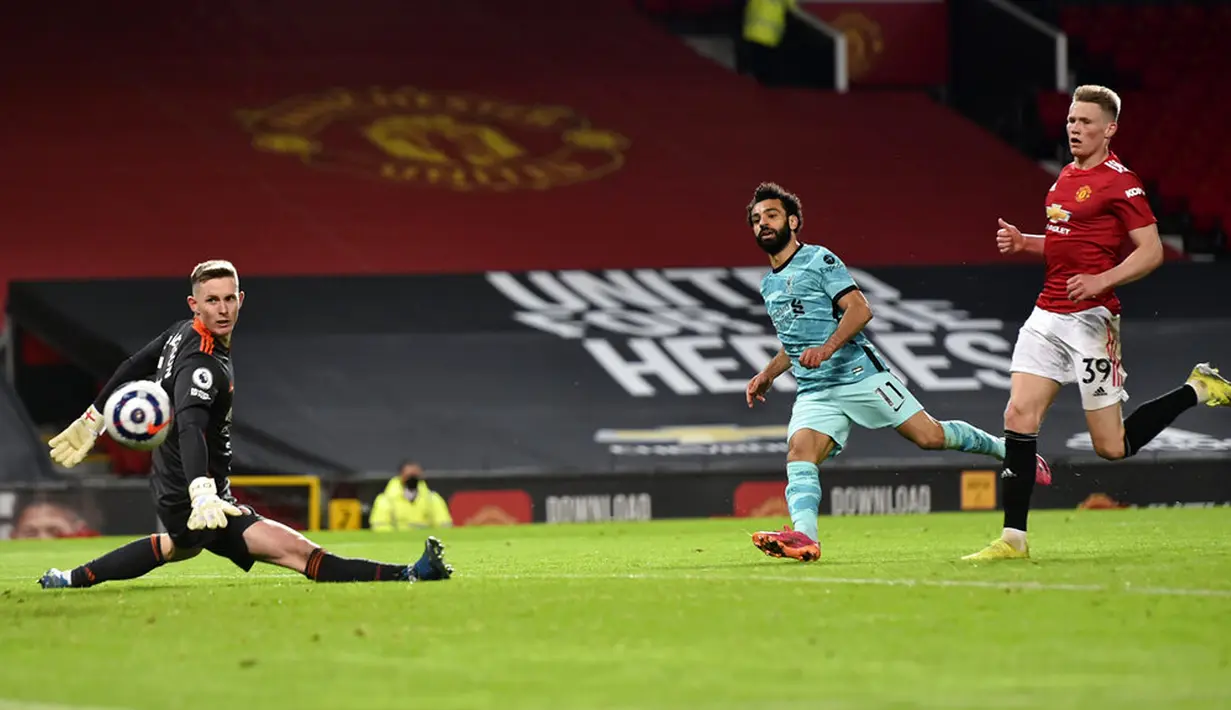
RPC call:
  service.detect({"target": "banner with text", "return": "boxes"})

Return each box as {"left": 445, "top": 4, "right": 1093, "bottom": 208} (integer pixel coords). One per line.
{"left": 347, "top": 458, "right": 1231, "bottom": 526}
{"left": 4, "top": 458, "right": 1227, "bottom": 538}
{"left": 10, "top": 264, "right": 1230, "bottom": 476}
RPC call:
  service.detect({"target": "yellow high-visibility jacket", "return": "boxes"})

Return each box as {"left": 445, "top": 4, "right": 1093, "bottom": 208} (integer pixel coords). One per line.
{"left": 369, "top": 478, "right": 453, "bottom": 531}
{"left": 743, "top": 0, "right": 795, "bottom": 48}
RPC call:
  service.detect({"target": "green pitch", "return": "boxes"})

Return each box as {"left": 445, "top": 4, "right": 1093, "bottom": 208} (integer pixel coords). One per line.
{"left": 2, "top": 508, "right": 1229, "bottom": 710}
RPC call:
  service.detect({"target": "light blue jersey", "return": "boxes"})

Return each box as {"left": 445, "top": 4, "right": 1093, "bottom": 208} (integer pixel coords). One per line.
{"left": 760, "top": 243, "right": 886, "bottom": 394}
{"left": 756, "top": 245, "right": 1007, "bottom": 544}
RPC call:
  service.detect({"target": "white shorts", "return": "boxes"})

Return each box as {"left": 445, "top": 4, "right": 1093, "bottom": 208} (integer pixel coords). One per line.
{"left": 1009, "top": 306, "right": 1128, "bottom": 411}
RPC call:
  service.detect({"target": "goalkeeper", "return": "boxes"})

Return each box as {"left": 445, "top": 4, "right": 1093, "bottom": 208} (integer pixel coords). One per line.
{"left": 39, "top": 260, "right": 453, "bottom": 589}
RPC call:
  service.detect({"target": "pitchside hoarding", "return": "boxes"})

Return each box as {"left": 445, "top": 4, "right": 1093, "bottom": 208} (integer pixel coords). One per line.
{"left": 3, "top": 458, "right": 1227, "bottom": 538}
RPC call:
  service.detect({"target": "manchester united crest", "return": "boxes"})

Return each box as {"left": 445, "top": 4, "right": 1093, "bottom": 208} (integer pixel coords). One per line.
{"left": 236, "top": 86, "right": 630, "bottom": 192}
{"left": 1075, "top": 185, "right": 1093, "bottom": 202}
{"left": 827, "top": 12, "right": 885, "bottom": 80}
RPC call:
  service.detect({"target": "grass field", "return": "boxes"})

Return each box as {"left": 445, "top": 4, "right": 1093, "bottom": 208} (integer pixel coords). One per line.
{"left": 2, "top": 508, "right": 1229, "bottom": 710}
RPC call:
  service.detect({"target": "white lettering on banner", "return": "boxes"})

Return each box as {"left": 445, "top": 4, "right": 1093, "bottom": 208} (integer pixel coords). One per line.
{"left": 728, "top": 335, "right": 797, "bottom": 392}
{"left": 489, "top": 268, "right": 1017, "bottom": 396}
{"left": 874, "top": 333, "right": 980, "bottom": 391}
{"left": 634, "top": 269, "right": 703, "bottom": 306}
{"left": 652, "top": 309, "right": 765, "bottom": 336}
{"left": 830, "top": 485, "right": 932, "bottom": 516}
{"left": 586, "top": 310, "right": 679, "bottom": 337}
{"left": 513, "top": 311, "right": 585, "bottom": 339}
{"left": 661, "top": 337, "right": 746, "bottom": 394}
{"left": 583, "top": 339, "right": 701, "bottom": 396}
{"left": 545, "top": 493, "right": 652, "bottom": 523}
{"left": 559, "top": 270, "right": 666, "bottom": 310}
{"left": 945, "top": 332, "right": 1013, "bottom": 389}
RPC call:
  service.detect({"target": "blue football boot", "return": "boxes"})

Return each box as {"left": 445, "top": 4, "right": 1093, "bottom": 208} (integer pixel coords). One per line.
{"left": 38, "top": 568, "right": 73, "bottom": 589}
{"left": 407, "top": 536, "right": 453, "bottom": 583}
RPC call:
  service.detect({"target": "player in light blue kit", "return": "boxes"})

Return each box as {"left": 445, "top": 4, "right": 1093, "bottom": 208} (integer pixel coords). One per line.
{"left": 743, "top": 183, "right": 1050, "bottom": 561}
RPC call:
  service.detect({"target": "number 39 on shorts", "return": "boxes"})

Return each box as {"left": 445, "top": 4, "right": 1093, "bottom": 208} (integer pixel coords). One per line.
{"left": 1081, "top": 357, "right": 1113, "bottom": 384}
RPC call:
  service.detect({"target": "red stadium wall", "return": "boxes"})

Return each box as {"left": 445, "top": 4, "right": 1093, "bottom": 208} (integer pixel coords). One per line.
{"left": 2, "top": 0, "right": 1132, "bottom": 324}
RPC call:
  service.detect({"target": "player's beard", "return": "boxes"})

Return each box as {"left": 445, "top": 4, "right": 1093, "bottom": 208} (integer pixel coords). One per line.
{"left": 756, "top": 224, "right": 792, "bottom": 255}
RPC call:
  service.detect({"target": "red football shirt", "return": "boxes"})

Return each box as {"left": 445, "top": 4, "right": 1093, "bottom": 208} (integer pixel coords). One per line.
{"left": 1035, "top": 152, "right": 1157, "bottom": 315}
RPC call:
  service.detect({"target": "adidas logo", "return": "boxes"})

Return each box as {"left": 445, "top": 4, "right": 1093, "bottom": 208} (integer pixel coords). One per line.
{"left": 1067, "top": 427, "right": 1231, "bottom": 452}
{"left": 1000, "top": 468, "right": 1016, "bottom": 479}
{"left": 1092, "top": 386, "right": 1108, "bottom": 396}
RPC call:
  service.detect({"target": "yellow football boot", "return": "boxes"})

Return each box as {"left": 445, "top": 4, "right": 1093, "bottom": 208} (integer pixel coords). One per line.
{"left": 961, "top": 539, "right": 1029, "bottom": 561}
{"left": 1188, "top": 363, "right": 1231, "bottom": 407}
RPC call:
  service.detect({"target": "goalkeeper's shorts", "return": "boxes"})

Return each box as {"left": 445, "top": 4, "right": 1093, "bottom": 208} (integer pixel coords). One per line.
{"left": 157, "top": 498, "right": 264, "bottom": 572}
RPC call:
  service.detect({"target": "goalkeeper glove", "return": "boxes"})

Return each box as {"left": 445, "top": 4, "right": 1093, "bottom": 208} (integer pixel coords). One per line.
{"left": 187, "top": 477, "right": 243, "bottom": 530}
{"left": 48, "top": 405, "right": 106, "bottom": 468}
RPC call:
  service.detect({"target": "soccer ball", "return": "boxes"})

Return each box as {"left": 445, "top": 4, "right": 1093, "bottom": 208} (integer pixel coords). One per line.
{"left": 103, "top": 380, "right": 174, "bottom": 451}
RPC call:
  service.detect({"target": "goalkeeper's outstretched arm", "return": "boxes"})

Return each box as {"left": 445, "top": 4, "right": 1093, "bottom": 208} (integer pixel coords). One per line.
{"left": 90, "top": 327, "right": 174, "bottom": 413}
{"left": 49, "top": 328, "right": 173, "bottom": 468}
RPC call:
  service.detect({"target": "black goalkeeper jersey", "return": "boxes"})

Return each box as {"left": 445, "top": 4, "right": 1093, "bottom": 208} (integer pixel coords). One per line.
{"left": 94, "top": 318, "right": 235, "bottom": 509}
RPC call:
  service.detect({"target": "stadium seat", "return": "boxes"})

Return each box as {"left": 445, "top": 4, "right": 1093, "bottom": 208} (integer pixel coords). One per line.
{"left": 1057, "top": 1, "right": 1231, "bottom": 251}
{"left": 1186, "top": 183, "right": 1227, "bottom": 235}
{"left": 1059, "top": 5, "right": 1093, "bottom": 36}
{"left": 1036, "top": 90, "right": 1071, "bottom": 142}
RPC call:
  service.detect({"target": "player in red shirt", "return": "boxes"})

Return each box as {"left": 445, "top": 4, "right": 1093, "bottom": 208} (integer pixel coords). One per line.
{"left": 964, "top": 85, "right": 1231, "bottom": 561}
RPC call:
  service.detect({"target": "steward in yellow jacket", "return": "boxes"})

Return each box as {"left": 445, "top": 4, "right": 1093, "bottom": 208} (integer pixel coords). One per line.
{"left": 369, "top": 462, "right": 453, "bottom": 531}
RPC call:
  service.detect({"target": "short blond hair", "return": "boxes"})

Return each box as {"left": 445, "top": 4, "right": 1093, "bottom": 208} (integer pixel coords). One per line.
{"left": 1073, "top": 84, "right": 1121, "bottom": 121}
{"left": 190, "top": 260, "right": 239, "bottom": 290}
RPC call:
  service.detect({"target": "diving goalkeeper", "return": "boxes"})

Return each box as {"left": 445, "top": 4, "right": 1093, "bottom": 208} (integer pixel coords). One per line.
{"left": 39, "top": 260, "right": 453, "bottom": 589}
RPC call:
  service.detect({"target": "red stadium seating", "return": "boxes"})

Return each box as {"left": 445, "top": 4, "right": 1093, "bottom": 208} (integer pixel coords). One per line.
{"left": 1047, "top": 3, "right": 1231, "bottom": 239}
{"left": 2, "top": 0, "right": 1085, "bottom": 323}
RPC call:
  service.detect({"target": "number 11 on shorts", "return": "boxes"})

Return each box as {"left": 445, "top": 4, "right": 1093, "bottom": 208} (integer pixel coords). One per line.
{"left": 876, "top": 380, "right": 907, "bottom": 412}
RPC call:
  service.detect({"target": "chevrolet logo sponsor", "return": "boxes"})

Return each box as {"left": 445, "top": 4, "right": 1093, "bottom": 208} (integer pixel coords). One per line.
{"left": 1046, "top": 203, "right": 1071, "bottom": 222}
{"left": 594, "top": 424, "right": 788, "bottom": 445}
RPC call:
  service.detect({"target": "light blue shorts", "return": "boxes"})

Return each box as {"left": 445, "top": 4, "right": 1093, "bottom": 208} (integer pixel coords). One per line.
{"left": 787, "top": 371, "right": 924, "bottom": 458}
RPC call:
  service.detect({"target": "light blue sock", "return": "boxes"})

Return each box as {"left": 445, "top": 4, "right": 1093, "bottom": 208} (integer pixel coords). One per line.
{"left": 941, "top": 420, "right": 1006, "bottom": 460}
{"left": 785, "top": 461, "right": 821, "bottom": 542}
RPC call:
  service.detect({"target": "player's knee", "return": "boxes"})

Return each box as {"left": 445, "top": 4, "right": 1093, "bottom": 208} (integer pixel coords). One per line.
{"left": 1003, "top": 400, "right": 1042, "bottom": 434}
{"left": 1091, "top": 436, "right": 1126, "bottom": 461}
{"left": 787, "top": 434, "right": 826, "bottom": 463}
{"left": 165, "top": 541, "right": 201, "bottom": 563}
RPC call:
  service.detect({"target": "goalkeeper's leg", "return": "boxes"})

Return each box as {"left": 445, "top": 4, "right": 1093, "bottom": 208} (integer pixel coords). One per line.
{"left": 39, "top": 534, "right": 201, "bottom": 589}
{"left": 239, "top": 518, "right": 454, "bottom": 583}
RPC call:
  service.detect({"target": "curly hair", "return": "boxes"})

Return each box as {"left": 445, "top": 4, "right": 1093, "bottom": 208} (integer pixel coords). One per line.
{"left": 746, "top": 182, "right": 803, "bottom": 230}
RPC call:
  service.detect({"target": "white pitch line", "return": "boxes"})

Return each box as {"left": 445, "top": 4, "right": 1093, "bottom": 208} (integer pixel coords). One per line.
{"left": 5, "top": 571, "right": 1231, "bottom": 597}
{"left": 0, "top": 700, "right": 134, "bottom": 710}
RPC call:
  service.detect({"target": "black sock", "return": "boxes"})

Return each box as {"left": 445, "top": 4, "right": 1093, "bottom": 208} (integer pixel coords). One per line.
{"left": 304, "top": 548, "right": 407, "bottom": 583}
{"left": 1123, "top": 385, "right": 1198, "bottom": 457}
{"left": 71, "top": 535, "right": 165, "bottom": 588}
{"left": 1002, "top": 430, "right": 1038, "bottom": 532}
